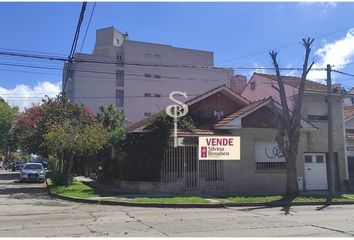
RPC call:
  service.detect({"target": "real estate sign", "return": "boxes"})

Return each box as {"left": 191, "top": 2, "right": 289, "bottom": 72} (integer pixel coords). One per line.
{"left": 198, "top": 136, "right": 241, "bottom": 160}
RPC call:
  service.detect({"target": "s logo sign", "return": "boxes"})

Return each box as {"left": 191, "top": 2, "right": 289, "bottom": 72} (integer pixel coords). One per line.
{"left": 165, "top": 91, "right": 189, "bottom": 147}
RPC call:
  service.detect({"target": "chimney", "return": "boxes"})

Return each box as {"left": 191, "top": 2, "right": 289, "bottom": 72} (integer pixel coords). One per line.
{"left": 230, "top": 75, "right": 247, "bottom": 94}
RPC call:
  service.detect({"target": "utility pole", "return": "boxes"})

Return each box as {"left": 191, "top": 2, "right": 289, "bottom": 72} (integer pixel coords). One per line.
{"left": 327, "top": 64, "right": 336, "bottom": 196}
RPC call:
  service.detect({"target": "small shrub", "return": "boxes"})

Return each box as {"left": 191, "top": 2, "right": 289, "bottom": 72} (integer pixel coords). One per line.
{"left": 49, "top": 170, "right": 67, "bottom": 186}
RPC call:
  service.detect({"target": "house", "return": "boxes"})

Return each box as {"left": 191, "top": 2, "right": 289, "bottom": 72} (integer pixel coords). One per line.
{"left": 63, "top": 27, "right": 240, "bottom": 123}
{"left": 242, "top": 73, "right": 349, "bottom": 191}
{"left": 125, "top": 85, "right": 319, "bottom": 195}
{"left": 344, "top": 105, "right": 354, "bottom": 185}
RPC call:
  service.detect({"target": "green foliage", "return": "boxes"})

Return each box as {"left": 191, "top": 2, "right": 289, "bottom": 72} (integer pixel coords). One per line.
{"left": 48, "top": 170, "right": 67, "bottom": 186}
{"left": 13, "top": 94, "right": 108, "bottom": 186}
{"left": 9, "top": 152, "right": 21, "bottom": 161}
{"left": 47, "top": 155, "right": 58, "bottom": 170}
{"left": 12, "top": 105, "right": 43, "bottom": 154}
{"left": 21, "top": 154, "right": 31, "bottom": 163}
{"left": 0, "top": 99, "right": 19, "bottom": 155}
{"left": 12, "top": 94, "right": 98, "bottom": 157}
{"left": 44, "top": 121, "right": 107, "bottom": 156}
{"left": 96, "top": 104, "right": 126, "bottom": 144}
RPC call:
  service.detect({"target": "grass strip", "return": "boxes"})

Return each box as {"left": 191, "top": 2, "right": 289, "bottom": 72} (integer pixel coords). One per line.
{"left": 49, "top": 180, "right": 100, "bottom": 198}
{"left": 48, "top": 179, "right": 354, "bottom": 204}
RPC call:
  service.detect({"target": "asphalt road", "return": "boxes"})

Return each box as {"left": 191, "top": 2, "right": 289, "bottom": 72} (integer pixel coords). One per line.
{"left": 1, "top": 169, "right": 354, "bottom": 237}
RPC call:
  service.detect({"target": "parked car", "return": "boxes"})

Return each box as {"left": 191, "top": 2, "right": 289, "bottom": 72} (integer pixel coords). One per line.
{"left": 19, "top": 163, "right": 46, "bottom": 183}
{"left": 4, "top": 162, "right": 13, "bottom": 171}
{"left": 31, "top": 159, "right": 48, "bottom": 169}
{"left": 12, "top": 161, "right": 25, "bottom": 171}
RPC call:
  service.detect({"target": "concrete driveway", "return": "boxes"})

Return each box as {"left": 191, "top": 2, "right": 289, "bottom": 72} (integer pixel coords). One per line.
{"left": 1, "top": 169, "right": 354, "bottom": 237}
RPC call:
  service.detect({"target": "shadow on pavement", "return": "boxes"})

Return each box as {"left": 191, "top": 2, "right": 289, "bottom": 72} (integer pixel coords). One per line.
{"left": 0, "top": 171, "right": 19, "bottom": 180}
{"left": 0, "top": 170, "right": 49, "bottom": 199}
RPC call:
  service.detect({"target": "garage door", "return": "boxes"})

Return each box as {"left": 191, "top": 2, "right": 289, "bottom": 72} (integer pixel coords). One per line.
{"left": 304, "top": 154, "right": 328, "bottom": 190}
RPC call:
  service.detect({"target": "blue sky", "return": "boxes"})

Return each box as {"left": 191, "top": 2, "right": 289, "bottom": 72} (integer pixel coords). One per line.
{"left": 0, "top": 2, "right": 354, "bottom": 109}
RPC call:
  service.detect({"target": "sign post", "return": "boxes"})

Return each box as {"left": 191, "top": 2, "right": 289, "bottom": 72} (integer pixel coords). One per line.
{"left": 165, "top": 91, "right": 189, "bottom": 147}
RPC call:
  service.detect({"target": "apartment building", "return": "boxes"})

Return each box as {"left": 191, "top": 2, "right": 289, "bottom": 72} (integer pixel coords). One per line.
{"left": 63, "top": 27, "right": 234, "bottom": 123}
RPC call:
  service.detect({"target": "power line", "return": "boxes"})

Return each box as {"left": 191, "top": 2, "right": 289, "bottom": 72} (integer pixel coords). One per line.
{"left": 0, "top": 62, "right": 224, "bottom": 83}
{"left": 0, "top": 47, "right": 67, "bottom": 57}
{"left": 1, "top": 93, "right": 203, "bottom": 100}
{"left": 332, "top": 69, "right": 354, "bottom": 78}
{"left": 63, "top": 2, "right": 88, "bottom": 92}
{"left": 79, "top": 2, "right": 96, "bottom": 53}
{"left": 215, "top": 25, "right": 354, "bottom": 64}
{"left": 0, "top": 51, "right": 67, "bottom": 62}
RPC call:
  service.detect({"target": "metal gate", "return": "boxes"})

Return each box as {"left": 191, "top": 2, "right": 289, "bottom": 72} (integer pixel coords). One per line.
{"left": 161, "top": 138, "right": 224, "bottom": 190}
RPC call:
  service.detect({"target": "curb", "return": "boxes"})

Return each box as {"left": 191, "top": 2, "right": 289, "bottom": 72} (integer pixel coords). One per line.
{"left": 45, "top": 180, "right": 354, "bottom": 208}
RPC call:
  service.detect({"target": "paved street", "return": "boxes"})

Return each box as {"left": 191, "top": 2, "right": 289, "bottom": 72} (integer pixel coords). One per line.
{"left": 0, "top": 170, "right": 354, "bottom": 237}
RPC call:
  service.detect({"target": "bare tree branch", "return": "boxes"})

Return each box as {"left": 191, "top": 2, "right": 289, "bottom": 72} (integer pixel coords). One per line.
{"left": 306, "top": 61, "right": 315, "bottom": 75}
{"left": 269, "top": 37, "right": 315, "bottom": 197}
{"left": 269, "top": 51, "right": 291, "bottom": 135}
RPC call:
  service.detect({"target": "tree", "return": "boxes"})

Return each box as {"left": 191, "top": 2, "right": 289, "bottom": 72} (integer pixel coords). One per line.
{"left": 96, "top": 104, "right": 126, "bottom": 178}
{"left": 0, "top": 98, "right": 19, "bottom": 162}
{"left": 44, "top": 121, "right": 107, "bottom": 186}
{"left": 269, "top": 38, "right": 315, "bottom": 197}
{"left": 13, "top": 94, "right": 107, "bottom": 186}
{"left": 12, "top": 104, "right": 44, "bottom": 154}
{"left": 96, "top": 104, "right": 126, "bottom": 145}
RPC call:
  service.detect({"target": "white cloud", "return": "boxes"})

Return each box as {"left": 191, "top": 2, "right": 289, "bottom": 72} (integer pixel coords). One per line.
{"left": 0, "top": 81, "right": 61, "bottom": 111}
{"left": 320, "top": 2, "right": 337, "bottom": 15}
{"left": 307, "top": 28, "right": 354, "bottom": 82}
{"left": 283, "top": 64, "right": 298, "bottom": 76}
{"left": 298, "top": 2, "right": 337, "bottom": 16}
{"left": 252, "top": 62, "right": 268, "bottom": 74}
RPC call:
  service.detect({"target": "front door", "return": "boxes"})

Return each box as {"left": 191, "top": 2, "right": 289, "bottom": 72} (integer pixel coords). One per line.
{"left": 304, "top": 153, "right": 328, "bottom": 190}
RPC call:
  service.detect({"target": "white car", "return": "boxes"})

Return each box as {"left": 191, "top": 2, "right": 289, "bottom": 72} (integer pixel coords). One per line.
{"left": 19, "top": 163, "right": 46, "bottom": 183}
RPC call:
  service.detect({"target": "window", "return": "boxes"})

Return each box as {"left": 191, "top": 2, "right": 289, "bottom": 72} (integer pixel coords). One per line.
{"left": 144, "top": 93, "right": 152, "bottom": 97}
{"left": 153, "top": 54, "right": 162, "bottom": 60}
{"left": 154, "top": 74, "right": 161, "bottom": 79}
{"left": 116, "top": 71, "right": 124, "bottom": 87}
{"left": 304, "top": 154, "right": 326, "bottom": 164}
{"left": 305, "top": 155, "right": 312, "bottom": 163}
{"left": 307, "top": 100, "right": 327, "bottom": 121}
{"left": 144, "top": 53, "right": 152, "bottom": 59}
{"left": 250, "top": 82, "right": 256, "bottom": 90}
{"left": 255, "top": 142, "right": 286, "bottom": 170}
{"left": 144, "top": 74, "right": 152, "bottom": 78}
{"left": 116, "top": 52, "right": 124, "bottom": 63}
{"left": 308, "top": 115, "right": 328, "bottom": 121}
{"left": 256, "top": 162, "right": 287, "bottom": 169}
{"left": 154, "top": 93, "right": 161, "bottom": 97}
{"left": 144, "top": 112, "right": 152, "bottom": 117}
{"left": 316, "top": 155, "right": 324, "bottom": 163}
{"left": 116, "top": 90, "right": 124, "bottom": 107}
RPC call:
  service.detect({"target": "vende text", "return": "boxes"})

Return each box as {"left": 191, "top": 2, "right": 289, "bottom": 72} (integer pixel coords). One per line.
{"left": 206, "top": 138, "right": 234, "bottom": 146}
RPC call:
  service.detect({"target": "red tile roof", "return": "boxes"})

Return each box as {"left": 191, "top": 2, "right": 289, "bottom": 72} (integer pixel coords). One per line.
{"left": 214, "top": 97, "right": 272, "bottom": 127}
{"left": 126, "top": 85, "right": 248, "bottom": 133}
{"left": 125, "top": 112, "right": 162, "bottom": 133}
{"left": 185, "top": 84, "right": 250, "bottom": 105}
{"left": 344, "top": 105, "right": 354, "bottom": 120}
{"left": 255, "top": 73, "right": 328, "bottom": 92}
